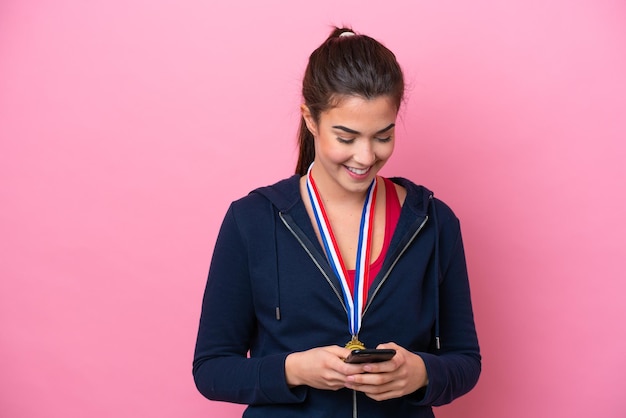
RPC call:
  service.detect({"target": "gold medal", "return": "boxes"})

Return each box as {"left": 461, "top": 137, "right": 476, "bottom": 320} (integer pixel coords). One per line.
{"left": 345, "top": 336, "right": 366, "bottom": 351}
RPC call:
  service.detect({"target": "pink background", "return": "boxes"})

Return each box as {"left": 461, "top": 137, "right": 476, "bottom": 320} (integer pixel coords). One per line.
{"left": 2, "top": 1, "right": 625, "bottom": 417}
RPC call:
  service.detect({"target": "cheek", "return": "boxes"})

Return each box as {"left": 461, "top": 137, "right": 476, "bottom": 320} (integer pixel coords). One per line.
{"left": 377, "top": 142, "right": 395, "bottom": 161}
{"left": 324, "top": 150, "right": 350, "bottom": 165}
{"left": 317, "top": 137, "right": 347, "bottom": 162}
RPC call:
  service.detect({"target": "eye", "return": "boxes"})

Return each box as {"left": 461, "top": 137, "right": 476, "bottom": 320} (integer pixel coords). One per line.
{"left": 375, "top": 136, "right": 392, "bottom": 143}
{"left": 337, "top": 137, "right": 355, "bottom": 144}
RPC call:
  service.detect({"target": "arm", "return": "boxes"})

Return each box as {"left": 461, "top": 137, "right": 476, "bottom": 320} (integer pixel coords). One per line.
{"left": 193, "top": 202, "right": 385, "bottom": 404}
{"left": 414, "top": 208, "right": 481, "bottom": 406}
{"left": 192, "top": 204, "right": 305, "bottom": 405}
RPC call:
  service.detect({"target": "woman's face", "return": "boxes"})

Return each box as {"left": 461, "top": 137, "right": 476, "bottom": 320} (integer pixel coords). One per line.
{"left": 303, "top": 95, "right": 398, "bottom": 196}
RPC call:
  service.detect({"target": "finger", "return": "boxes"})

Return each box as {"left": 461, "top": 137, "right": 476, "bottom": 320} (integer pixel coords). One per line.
{"left": 346, "top": 379, "right": 398, "bottom": 398}
{"left": 349, "top": 371, "right": 407, "bottom": 394}
{"left": 346, "top": 370, "right": 392, "bottom": 386}
{"left": 373, "top": 342, "right": 404, "bottom": 367}
{"left": 339, "top": 361, "right": 368, "bottom": 377}
{"left": 365, "top": 389, "right": 401, "bottom": 402}
{"left": 376, "top": 342, "right": 400, "bottom": 350}
{"left": 361, "top": 360, "right": 397, "bottom": 374}
{"left": 326, "top": 345, "right": 353, "bottom": 360}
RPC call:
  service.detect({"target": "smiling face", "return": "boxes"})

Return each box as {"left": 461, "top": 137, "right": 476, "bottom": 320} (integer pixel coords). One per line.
{"left": 302, "top": 95, "right": 398, "bottom": 197}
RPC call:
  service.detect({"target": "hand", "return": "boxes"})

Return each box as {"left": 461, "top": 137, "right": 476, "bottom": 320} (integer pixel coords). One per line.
{"left": 285, "top": 345, "right": 362, "bottom": 391}
{"left": 344, "top": 342, "right": 429, "bottom": 401}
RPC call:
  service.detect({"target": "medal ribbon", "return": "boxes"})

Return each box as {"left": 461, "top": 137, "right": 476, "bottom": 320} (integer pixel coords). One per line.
{"left": 306, "top": 163, "right": 377, "bottom": 338}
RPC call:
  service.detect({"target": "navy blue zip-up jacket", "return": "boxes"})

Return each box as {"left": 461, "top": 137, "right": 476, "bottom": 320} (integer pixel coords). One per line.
{"left": 193, "top": 175, "right": 480, "bottom": 417}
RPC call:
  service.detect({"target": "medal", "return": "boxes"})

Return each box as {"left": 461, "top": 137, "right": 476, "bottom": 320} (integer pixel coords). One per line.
{"left": 306, "top": 163, "right": 377, "bottom": 349}
{"left": 345, "top": 336, "right": 366, "bottom": 351}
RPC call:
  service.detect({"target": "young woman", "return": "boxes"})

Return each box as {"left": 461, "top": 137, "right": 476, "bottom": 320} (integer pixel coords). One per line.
{"left": 193, "top": 27, "right": 481, "bottom": 417}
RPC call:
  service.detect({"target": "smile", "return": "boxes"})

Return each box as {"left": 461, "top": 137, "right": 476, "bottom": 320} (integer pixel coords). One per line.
{"left": 345, "top": 166, "right": 370, "bottom": 175}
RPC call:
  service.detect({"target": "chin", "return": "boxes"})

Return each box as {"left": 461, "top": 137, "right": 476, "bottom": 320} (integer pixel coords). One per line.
{"left": 339, "top": 177, "right": 376, "bottom": 194}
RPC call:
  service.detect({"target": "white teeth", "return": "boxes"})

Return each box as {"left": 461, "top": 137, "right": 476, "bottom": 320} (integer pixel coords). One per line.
{"left": 347, "top": 166, "right": 369, "bottom": 175}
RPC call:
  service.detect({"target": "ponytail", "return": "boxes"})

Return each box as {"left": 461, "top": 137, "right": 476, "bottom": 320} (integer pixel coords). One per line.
{"left": 295, "top": 117, "right": 315, "bottom": 176}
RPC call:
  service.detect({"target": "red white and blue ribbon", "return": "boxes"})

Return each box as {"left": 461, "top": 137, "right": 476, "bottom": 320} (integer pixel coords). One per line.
{"left": 306, "top": 163, "right": 378, "bottom": 338}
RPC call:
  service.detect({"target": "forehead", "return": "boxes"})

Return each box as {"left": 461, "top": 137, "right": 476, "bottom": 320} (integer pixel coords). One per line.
{"left": 320, "top": 95, "right": 398, "bottom": 129}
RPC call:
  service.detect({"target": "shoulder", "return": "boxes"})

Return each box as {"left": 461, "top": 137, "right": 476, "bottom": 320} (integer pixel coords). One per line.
{"left": 387, "top": 176, "right": 459, "bottom": 225}
{"left": 229, "top": 174, "right": 302, "bottom": 217}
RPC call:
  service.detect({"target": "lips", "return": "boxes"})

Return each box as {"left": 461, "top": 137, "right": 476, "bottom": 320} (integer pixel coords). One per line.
{"left": 345, "top": 166, "right": 370, "bottom": 176}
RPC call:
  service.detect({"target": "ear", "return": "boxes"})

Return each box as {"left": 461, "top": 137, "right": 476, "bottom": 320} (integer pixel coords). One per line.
{"left": 301, "top": 104, "right": 318, "bottom": 136}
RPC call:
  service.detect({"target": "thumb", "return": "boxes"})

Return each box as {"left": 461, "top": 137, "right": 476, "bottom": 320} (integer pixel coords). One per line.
{"left": 376, "top": 342, "right": 399, "bottom": 350}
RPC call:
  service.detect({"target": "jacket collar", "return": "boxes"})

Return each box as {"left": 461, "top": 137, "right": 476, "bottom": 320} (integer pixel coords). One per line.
{"left": 251, "top": 174, "right": 432, "bottom": 217}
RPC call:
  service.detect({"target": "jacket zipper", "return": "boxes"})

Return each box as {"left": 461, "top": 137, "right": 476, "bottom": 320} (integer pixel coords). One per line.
{"left": 362, "top": 215, "right": 428, "bottom": 318}
{"left": 279, "top": 212, "right": 348, "bottom": 315}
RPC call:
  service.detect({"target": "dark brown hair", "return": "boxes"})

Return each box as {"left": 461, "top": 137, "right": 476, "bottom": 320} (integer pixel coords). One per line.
{"left": 295, "top": 27, "right": 405, "bottom": 175}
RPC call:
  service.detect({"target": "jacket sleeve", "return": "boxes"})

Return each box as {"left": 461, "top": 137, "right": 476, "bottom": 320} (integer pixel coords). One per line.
{"left": 413, "top": 202, "right": 481, "bottom": 406}
{"left": 192, "top": 203, "right": 306, "bottom": 405}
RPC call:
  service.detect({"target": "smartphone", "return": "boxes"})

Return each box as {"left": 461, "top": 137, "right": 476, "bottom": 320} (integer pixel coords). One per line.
{"left": 344, "top": 348, "right": 396, "bottom": 364}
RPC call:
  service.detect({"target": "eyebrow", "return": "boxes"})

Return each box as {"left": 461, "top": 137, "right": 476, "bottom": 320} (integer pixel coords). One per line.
{"left": 331, "top": 123, "right": 395, "bottom": 135}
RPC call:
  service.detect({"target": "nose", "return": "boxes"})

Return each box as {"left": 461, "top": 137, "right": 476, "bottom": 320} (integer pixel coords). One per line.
{"left": 353, "top": 140, "right": 376, "bottom": 166}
